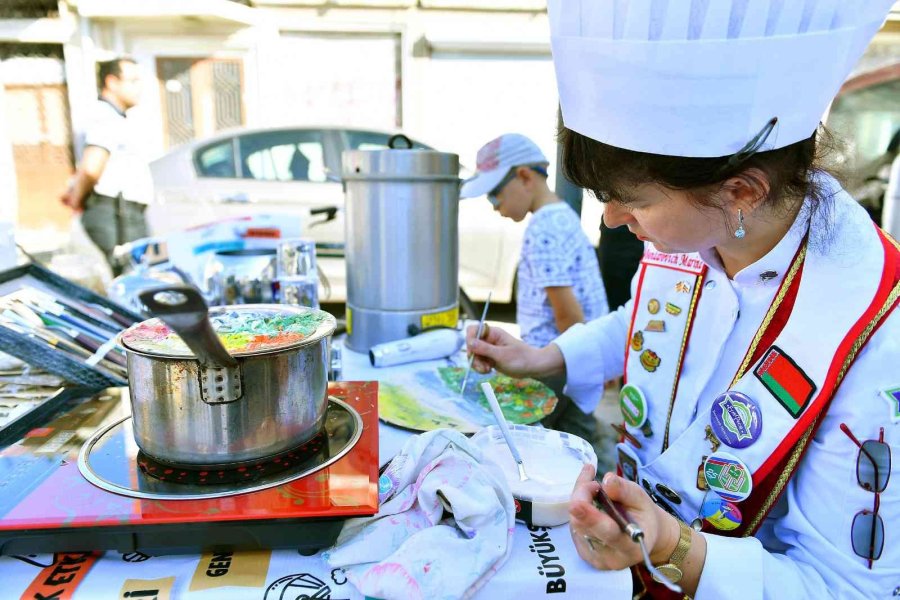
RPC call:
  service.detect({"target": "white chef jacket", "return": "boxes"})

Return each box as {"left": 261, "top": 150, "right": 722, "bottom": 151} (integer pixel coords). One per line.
{"left": 555, "top": 179, "right": 900, "bottom": 599}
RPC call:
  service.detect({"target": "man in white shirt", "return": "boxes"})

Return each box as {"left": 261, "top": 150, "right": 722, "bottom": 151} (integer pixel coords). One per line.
{"left": 60, "top": 57, "right": 153, "bottom": 274}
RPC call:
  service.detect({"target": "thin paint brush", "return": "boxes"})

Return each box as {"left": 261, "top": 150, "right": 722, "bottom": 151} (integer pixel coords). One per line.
{"left": 460, "top": 292, "right": 492, "bottom": 396}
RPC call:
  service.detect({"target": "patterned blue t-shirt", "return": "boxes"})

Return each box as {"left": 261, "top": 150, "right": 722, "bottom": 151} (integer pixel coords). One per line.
{"left": 517, "top": 202, "right": 609, "bottom": 348}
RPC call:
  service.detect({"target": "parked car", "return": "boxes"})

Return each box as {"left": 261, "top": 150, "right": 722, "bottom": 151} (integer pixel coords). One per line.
{"left": 148, "top": 126, "right": 601, "bottom": 305}
{"left": 826, "top": 66, "right": 900, "bottom": 225}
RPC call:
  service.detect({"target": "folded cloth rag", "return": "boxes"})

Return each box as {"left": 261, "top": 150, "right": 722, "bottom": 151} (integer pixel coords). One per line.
{"left": 323, "top": 429, "right": 515, "bottom": 600}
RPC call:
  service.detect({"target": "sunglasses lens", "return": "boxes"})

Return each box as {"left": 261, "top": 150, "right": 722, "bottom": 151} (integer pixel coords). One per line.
{"left": 851, "top": 511, "right": 884, "bottom": 560}
{"left": 857, "top": 440, "right": 891, "bottom": 493}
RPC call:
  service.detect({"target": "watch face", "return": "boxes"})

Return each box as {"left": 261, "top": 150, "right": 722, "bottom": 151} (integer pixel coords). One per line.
{"left": 653, "top": 564, "right": 684, "bottom": 584}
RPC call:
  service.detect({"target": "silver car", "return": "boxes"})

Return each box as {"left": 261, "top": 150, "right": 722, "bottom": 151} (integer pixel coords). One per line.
{"left": 147, "top": 126, "right": 525, "bottom": 303}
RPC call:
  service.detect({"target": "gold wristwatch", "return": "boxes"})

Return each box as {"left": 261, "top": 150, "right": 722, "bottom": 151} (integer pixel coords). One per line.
{"left": 652, "top": 520, "right": 692, "bottom": 584}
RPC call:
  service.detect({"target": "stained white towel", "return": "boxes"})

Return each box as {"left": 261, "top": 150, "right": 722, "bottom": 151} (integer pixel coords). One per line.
{"left": 323, "top": 429, "right": 514, "bottom": 600}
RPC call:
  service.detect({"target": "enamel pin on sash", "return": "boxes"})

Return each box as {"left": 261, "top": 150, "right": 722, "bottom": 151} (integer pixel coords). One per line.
{"left": 619, "top": 384, "right": 653, "bottom": 437}
{"left": 709, "top": 391, "right": 762, "bottom": 449}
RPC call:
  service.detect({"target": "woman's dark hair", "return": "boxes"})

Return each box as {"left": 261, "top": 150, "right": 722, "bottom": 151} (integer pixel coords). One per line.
{"left": 559, "top": 124, "right": 839, "bottom": 219}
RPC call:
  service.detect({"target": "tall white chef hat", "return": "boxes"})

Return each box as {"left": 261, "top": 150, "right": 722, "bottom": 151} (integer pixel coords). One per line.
{"left": 549, "top": 0, "right": 896, "bottom": 158}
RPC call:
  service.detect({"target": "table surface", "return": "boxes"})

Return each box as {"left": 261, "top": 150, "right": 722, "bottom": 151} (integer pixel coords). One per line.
{"left": 0, "top": 334, "right": 631, "bottom": 600}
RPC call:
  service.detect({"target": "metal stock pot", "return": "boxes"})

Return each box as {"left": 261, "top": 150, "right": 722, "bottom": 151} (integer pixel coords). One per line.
{"left": 119, "top": 285, "right": 336, "bottom": 466}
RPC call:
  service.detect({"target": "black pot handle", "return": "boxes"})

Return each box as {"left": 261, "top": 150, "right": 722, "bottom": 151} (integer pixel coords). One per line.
{"left": 138, "top": 284, "right": 238, "bottom": 369}
{"left": 388, "top": 134, "right": 414, "bottom": 149}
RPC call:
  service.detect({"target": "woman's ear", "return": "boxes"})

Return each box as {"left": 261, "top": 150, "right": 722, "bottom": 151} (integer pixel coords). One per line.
{"left": 722, "top": 168, "right": 771, "bottom": 215}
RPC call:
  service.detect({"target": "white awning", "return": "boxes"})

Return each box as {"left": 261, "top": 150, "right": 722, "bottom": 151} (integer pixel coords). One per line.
{"left": 73, "top": 0, "right": 263, "bottom": 25}
{"left": 422, "top": 34, "right": 550, "bottom": 56}
{"left": 0, "top": 18, "right": 75, "bottom": 44}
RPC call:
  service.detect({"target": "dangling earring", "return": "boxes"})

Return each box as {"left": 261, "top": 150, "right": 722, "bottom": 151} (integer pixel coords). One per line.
{"left": 734, "top": 208, "right": 746, "bottom": 239}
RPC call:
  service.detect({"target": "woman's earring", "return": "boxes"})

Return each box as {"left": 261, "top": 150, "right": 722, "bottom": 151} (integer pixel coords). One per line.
{"left": 735, "top": 208, "right": 746, "bottom": 239}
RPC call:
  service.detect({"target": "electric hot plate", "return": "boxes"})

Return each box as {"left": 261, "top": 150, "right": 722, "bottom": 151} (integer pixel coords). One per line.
{"left": 0, "top": 382, "right": 379, "bottom": 555}
{"left": 78, "top": 397, "right": 362, "bottom": 500}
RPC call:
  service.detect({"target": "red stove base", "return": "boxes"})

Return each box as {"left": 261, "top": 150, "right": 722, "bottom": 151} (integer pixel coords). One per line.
{"left": 0, "top": 382, "right": 379, "bottom": 556}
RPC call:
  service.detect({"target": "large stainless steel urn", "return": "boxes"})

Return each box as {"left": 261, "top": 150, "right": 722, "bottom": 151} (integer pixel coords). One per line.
{"left": 342, "top": 135, "right": 460, "bottom": 352}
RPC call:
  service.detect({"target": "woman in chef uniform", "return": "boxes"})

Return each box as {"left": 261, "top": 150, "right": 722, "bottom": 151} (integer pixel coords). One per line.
{"left": 467, "top": 1, "right": 900, "bottom": 598}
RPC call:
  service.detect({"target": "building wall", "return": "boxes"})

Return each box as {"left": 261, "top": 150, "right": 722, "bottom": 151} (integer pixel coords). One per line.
{"left": 65, "top": 4, "right": 560, "bottom": 178}
{"left": 1, "top": 56, "right": 72, "bottom": 231}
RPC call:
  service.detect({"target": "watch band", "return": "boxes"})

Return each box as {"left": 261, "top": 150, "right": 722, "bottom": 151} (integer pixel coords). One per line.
{"left": 668, "top": 520, "right": 693, "bottom": 567}
{"left": 652, "top": 520, "right": 692, "bottom": 585}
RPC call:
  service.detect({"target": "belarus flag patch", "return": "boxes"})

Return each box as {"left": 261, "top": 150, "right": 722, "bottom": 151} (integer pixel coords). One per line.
{"left": 753, "top": 346, "right": 817, "bottom": 419}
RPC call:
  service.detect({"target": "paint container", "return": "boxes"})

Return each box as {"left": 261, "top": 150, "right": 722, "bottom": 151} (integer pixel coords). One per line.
{"left": 472, "top": 425, "right": 597, "bottom": 527}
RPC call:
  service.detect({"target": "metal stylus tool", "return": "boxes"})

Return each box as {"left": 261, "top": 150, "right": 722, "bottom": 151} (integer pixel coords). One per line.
{"left": 593, "top": 485, "right": 682, "bottom": 593}
{"left": 460, "top": 291, "right": 492, "bottom": 395}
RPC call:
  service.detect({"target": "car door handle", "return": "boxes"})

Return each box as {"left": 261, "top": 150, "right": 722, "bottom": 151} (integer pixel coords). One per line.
{"left": 309, "top": 206, "right": 339, "bottom": 224}
{"left": 220, "top": 193, "right": 250, "bottom": 203}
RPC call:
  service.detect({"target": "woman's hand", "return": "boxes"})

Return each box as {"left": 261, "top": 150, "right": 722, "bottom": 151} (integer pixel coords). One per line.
{"left": 465, "top": 323, "right": 564, "bottom": 379}
{"left": 568, "top": 465, "right": 680, "bottom": 572}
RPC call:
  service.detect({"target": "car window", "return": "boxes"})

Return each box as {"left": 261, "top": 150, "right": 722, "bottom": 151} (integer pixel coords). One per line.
{"left": 342, "top": 130, "right": 473, "bottom": 176}
{"left": 829, "top": 78, "right": 900, "bottom": 177}
{"left": 238, "top": 130, "right": 327, "bottom": 183}
{"left": 196, "top": 140, "right": 237, "bottom": 178}
{"left": 344, "top": 130, "right": 432, "bottom": 151}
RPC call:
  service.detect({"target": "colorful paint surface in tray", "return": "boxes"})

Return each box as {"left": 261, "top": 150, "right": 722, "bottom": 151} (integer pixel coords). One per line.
{"left": 378, "top": 366, "right": 558, "bottom": 433}
{"left": 121, "top": 308, "right": 332, "bottom": 357}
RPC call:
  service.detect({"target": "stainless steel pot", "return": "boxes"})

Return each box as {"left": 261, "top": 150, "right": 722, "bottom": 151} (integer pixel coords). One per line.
{"left": 342, "top": 134, "right": 460, "bottom": 351}
{"left": 120, "top": 285, "right": 336, "bottom": 466}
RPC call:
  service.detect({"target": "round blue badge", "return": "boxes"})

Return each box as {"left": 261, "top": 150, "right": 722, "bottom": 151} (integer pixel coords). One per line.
{"left": 709, "top": 391, "right": 762, "bottom": 449}
{"left": 700, "top": 496, "right": 742, "bottom": 531}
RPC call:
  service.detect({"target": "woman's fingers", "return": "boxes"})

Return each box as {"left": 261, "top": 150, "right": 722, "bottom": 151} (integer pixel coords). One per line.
{"left": 602, "top": 472, "right": 653, "bottom": 514}
{"left": 467, "top": 326, "right": 519, "bottom": 374}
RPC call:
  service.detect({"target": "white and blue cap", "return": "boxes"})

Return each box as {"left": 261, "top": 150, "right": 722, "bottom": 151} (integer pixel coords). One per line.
{"left": 548, "top": 0, "right": 896, "bottom": 158}
{"left": 460, "top": 133, "right": 549, "bottom": 199}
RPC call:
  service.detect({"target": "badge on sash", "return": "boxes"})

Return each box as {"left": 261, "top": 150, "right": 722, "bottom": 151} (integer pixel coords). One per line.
{"left": 631, "top": 330, "right": 644, "bottom": 351}
{"left": 616, "top": 443, "right": 640, "bottom": 482}
{"left": 704, "top": 452, "right": 753, "bottom": 502}
{"left": 639, "top": 349, "right": 661, "bottom": 373}
{"left": 704, "top": 425, "right": 721, "bottom": 452}
{"left": 880, "top": 386, "right": 900, "bottom": 423}
{"left": 665, "top": 302, "right": 682, "bottom": 316}
{"left": 696, "top": 455, "right": 709, "bottom": 490}
{"left": 675, "top": 281, "right": 691, "bottom": 294}
{"left": 619, "top": 384, "right": 654, "bottom": 437}
{"left": 655, "top": 483, "right": 682, "bottom": 505}
{"left": 709, "top": 391, "right": 762, "bottom": 449}
{"left": 647, "top": 299, "right": 661, "bottom": 314}
{"left": 619, "top": 384, "right": 648, "bottom": 428}
{"left": 700, "top": 496, "right": 742, "bottom": 531}
{"left": 645, "top": 320, "right": 666, "bottom": 332}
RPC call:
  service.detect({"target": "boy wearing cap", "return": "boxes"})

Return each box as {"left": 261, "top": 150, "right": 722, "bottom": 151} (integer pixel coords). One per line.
{"left": 460, "top": 133, "right": 609, "bottom": 444}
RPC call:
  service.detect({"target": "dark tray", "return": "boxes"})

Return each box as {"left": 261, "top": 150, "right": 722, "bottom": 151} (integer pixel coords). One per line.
{"left": 0, "top": 262, "right": 142, "bottom": 389}
{"left": 0, "top": 518, "right": 345, "bottom": 556}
